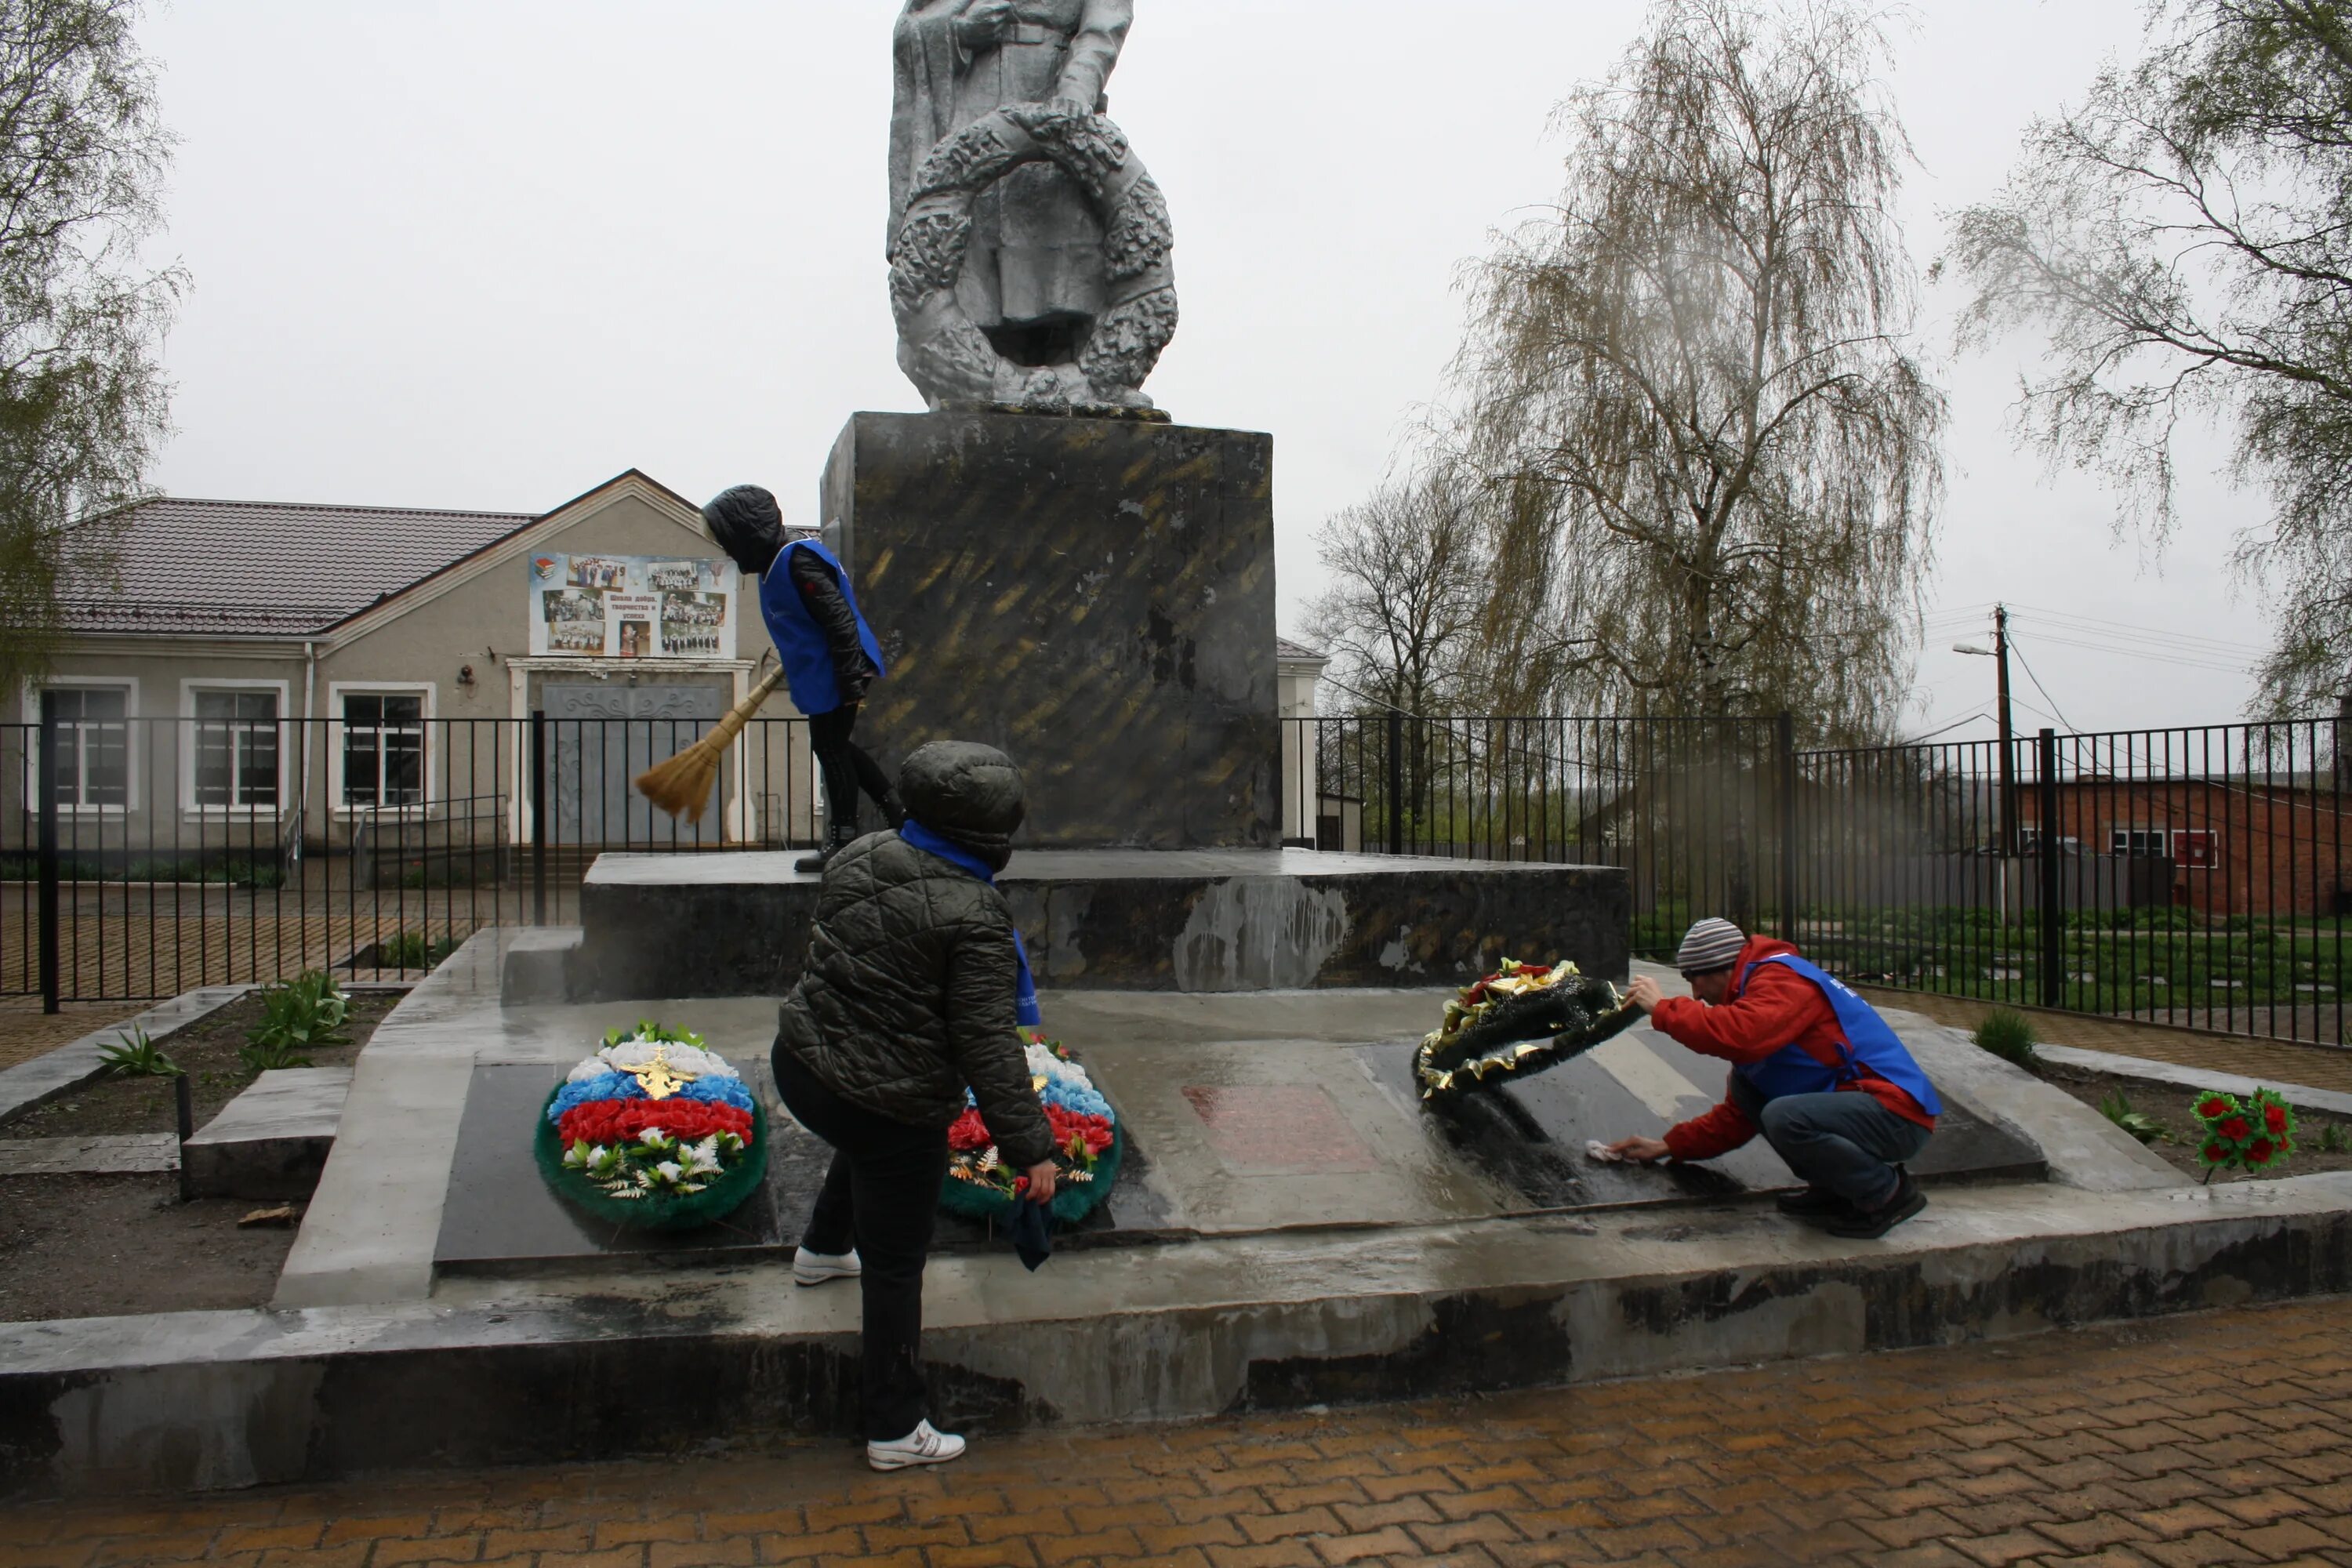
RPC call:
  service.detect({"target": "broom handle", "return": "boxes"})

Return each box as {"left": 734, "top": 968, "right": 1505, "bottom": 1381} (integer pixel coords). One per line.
{"left": 706, "top": 666, "right": 786, "bottom": 752}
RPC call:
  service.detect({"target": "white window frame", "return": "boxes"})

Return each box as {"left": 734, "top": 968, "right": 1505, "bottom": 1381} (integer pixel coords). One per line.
{"left": 179, "top": 678, "right": 289, "bottom": 818}
{"left": 2109, "top": 827, "right": 2168, "bottom": 858}
{"left": 2172, "top": 828, "right": 2220, "bottom": 871}
{"left": 18, "top": 677, "right": 140, "bottom": 816}
{"left": 328, "top": 682, "right": 436, "bottom": 819}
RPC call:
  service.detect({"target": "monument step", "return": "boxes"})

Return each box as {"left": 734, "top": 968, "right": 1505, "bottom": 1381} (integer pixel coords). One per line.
{"left": 182, "top": 1067, "right": 353, "bottom": 1202}
{"left": 6, "top": 1174, "right": 2350, "bottom": 1498}
{"left": 555, "top": 848, "right": 1630, "bottom": 1001}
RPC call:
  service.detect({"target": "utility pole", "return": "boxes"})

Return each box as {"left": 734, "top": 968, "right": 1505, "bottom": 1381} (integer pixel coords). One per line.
{"left": 1953, "top": 604, "right": 2020, "bottom": 856}
{"left": 1994, "top": 604, "right": 2017, "bottom": 858}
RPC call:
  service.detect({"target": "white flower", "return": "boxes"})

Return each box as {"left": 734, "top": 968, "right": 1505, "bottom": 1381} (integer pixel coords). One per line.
{"left": 655, "top": 1160, "right": 684, "bottom": 1185}
{"left": 598, "top": 1038, "right": 738, "bottom": 1081}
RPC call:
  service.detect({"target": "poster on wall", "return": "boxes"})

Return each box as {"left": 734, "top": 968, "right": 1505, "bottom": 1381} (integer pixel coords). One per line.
{"left": 526, "top": 554, "right": 738, "bottom": 659}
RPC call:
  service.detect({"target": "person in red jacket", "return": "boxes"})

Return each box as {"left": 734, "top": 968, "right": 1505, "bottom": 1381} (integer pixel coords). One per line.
{"left": 1602, "top": 918, "right": 1940, "bottom": 1238}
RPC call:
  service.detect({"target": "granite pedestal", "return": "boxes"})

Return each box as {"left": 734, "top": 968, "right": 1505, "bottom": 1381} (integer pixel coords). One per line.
{"left": 557, "top": 848, "right": 1632, "bottom": 1002}
{"left": 822, "top": 410, "right": 1278, "bottom": 849}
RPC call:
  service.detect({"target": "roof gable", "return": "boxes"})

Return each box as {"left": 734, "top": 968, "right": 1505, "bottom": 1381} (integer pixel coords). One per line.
{"left": 57, "top": 470, "right": 713, "bottom": 644}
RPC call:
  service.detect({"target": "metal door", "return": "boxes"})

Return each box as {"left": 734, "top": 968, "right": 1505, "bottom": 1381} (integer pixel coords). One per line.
{"left": 542, "top": 683, "right": 727, "bottom": 844}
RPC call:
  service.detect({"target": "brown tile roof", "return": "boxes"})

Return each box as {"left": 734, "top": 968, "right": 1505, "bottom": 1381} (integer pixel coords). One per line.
{"left": 1276, "top": 636, "right": 1327, "bottom": 662}
{"left": 58, "top": 496, "right": 537, "bottom": 637}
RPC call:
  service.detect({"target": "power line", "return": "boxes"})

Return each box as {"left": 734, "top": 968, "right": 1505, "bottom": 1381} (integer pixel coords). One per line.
{"left": 2006, "top": 635, "right": 2080, "bottom": 731}
{"left": 2004, "top": 601, "right": 2267, "bottom": 658}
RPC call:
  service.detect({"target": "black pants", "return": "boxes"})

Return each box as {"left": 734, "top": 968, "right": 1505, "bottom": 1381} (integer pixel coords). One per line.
{"left": 808, "top": 703, "right": 893, "bottom": 834}
{"left": 771, "top": 1042, "right": 948, "bottom": 1443}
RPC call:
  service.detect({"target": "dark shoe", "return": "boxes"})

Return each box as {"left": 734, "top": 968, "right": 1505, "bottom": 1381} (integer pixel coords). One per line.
{"left": 794, "top": 822, "right": 860, "bottom": 874}
{"left": 1826, "top": 1170, "right": 1926, "bottom": 1239}
{"left": 880, "top": 788, "right": 907, "bottom": 830}
{"left": 1775, "top": 1185, "right": 1851, "bottom": 1218}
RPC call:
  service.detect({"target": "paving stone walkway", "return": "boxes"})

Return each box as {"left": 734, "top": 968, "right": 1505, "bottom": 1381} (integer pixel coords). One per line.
{"left": 5, "top": 1296, "right": 2350, "bottom": 1567}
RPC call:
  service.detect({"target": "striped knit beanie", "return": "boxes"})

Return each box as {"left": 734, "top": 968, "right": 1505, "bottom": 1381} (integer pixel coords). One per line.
{"left": 1674, "top": 917, "right": 1747, "bottom": 975}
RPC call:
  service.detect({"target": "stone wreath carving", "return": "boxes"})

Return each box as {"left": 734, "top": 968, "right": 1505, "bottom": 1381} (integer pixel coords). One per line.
{"left": 890, "top": 102, "right": 1178, "bottom": 414}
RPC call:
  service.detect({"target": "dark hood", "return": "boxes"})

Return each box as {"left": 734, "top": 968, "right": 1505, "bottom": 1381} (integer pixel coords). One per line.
{"left": 899, "top": 740, "right": 1025, "bottom": 870}
{"left": 702, "top": 485, "right": 784, "bottom": 576}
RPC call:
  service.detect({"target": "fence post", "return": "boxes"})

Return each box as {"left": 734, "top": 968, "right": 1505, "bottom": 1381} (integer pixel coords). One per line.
{"left": 531, "top": 710, "right": 549, "bottom": 925}
{"left": 37, "top": 718, "right": 60, "bottom": 1014}
{"left": 2038, "top": 727, "right": 2063, "bottom": 1008}
{"left": 1385, "top": 709, "right": 1404, "bottom": 856}
{"left": 1775, "top": 713, "right": 1798, "bottom": 943}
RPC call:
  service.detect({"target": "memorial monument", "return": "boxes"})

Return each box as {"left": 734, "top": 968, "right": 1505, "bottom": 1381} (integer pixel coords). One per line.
{"left": 829, "top": 0, "right": 1272, "bottom": 851}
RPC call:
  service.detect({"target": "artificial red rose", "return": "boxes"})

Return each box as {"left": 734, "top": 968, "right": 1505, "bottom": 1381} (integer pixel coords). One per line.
{"left": 2248, "top": 1138, "right": 2276, "bottom": 1165}
{"left": 2198, "top": 1096, "right": 2233, "bottom": 1120}
{"left": 2264, "top": 1104, "right": 2288, "bottom": 1134}
{"left": 947, "top": 1108, "right": 992, "bottom": 1152}
{"left": 2203, "top": 1140, "right": 2230, "bottom": 1163}
{"left": 558, "top": 1098, "right": 751, "bottom": 1149}
{"left": 1045, "top": 1104, "right": 1113, "bottom": 1156}
{"left": 2220, "top": 1116, "right": 2252, "bottom": 1142}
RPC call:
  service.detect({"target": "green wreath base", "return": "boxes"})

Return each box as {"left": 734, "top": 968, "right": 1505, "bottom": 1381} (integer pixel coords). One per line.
{"left": 532, "top": 1085, "right": 771, "bottom": 1234}
{"left": 938, "top": 1120, "right": 1124, "bottom": 1227}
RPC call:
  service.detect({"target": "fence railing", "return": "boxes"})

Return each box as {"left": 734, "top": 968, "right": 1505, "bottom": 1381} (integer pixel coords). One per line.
{"left": 13, "top": 709, "right": 2350, "bottom": 1048}
{"left": 3, "top": 715, "right": 815, "bottom": 1004}
{"left": 1283, "top": 711, "right": 2352, "bottom": 1047}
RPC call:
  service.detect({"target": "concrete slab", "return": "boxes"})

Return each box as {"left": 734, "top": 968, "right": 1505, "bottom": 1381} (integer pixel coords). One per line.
{"left": 0, "top": 987, "right": 248, "bottom": 1129}
{"left": 5, "top": 1171, "right": 2349, "bottom": 1497}
{"left": 2036, "top": 1043, "right": 2352, "bottom": 1118}
{"left": 566, "top": 848, "right": 1630, "bottom": 1000}
{"left": 0, "top": 1134, "right": 177, "bottom": 1176}
{"left": 182, "top": 1069, "right": 354, "bottom": 1201}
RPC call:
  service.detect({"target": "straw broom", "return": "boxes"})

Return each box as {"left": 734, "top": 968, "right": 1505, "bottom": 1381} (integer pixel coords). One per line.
{"left": 635, "top": 662, "right": 786, "bottom": 825}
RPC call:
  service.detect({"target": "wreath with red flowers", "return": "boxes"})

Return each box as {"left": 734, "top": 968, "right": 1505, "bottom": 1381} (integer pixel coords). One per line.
{"left": 2191, "top": 1087, "right": 2297, "bottom": 1181}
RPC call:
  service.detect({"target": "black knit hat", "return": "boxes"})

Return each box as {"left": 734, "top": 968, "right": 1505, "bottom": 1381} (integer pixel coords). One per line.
{"left": 702, "top": 485, "right": 784, "bottom": 575}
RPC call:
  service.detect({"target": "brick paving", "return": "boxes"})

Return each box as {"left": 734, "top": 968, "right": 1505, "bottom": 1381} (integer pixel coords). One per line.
{"left": 0, "top": 999, "right": 144, "bottom": 1073}
{"left": 1860, "top": 985, "right": 2352, "bottom": 1094}
{"left": 6, "top": 1296, "right": 2351, "bottom": 1566}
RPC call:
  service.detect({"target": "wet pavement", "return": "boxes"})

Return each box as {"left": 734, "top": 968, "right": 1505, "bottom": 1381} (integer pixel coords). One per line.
{"left": 11, "top": 1294, "right": 2350, "bottom": 1567}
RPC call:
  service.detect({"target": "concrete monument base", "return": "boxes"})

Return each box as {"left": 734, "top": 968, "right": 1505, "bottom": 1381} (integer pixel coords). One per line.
{"left": 555, "top": 849, "right": 1633, "bottom": 1001}
{"left": 822, "top": 410, "right": 1279, "bottom": 850}
{"left": 9, "top": 934, "right": 2348, "bottom": 1499}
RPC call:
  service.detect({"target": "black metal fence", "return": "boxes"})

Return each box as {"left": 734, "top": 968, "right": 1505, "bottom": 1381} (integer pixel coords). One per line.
{"left": 3, "top": 715, "right": 815, "bottom": 1004}
{"left": 13, "top": 708, "right": 2351, "bottom": 1047}
{"left": 1284, "top": 712, "right": 2352, "bottom": 1046}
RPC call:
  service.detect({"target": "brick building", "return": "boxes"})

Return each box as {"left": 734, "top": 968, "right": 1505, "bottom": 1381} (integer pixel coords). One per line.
{"left": 2021, "top": 773, "right": 2352, "bottom": 918}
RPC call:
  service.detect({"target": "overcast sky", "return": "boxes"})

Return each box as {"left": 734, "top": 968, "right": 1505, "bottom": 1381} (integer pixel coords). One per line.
{"left": 135, "top": 1, "right": 2278, "bottom": 738}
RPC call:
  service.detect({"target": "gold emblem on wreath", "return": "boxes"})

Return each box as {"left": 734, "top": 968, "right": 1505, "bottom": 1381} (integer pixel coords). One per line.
{"left": 630, "top": 1046, "right": 699, "bottom": 1102}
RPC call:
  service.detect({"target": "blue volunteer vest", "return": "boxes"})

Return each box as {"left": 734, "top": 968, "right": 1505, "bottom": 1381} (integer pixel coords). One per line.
{"left": 1731, "top": 953, "right": 1942, "bottom": 1117}
{"left": 757, "top": 539, "right": 887, "bottom": 716}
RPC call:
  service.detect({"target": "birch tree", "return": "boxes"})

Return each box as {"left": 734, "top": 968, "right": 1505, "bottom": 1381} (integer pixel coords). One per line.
{"left": 1451, "top": 0, "right": 1944, "bottom": 741}
{"left": 0, "top": 0, "right": 180, "bottom": 689}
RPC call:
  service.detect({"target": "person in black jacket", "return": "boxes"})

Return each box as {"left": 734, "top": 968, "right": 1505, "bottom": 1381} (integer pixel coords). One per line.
{"left": 772, "top": 739, "right": 1055, "bottom": 1472}
{"left": 702, "top": 485, "right": 900, "bottom": 871}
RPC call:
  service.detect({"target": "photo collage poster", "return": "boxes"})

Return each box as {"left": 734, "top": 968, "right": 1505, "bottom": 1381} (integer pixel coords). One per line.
{"left": 527, "top": 554, "right": 739, "bottom": 660}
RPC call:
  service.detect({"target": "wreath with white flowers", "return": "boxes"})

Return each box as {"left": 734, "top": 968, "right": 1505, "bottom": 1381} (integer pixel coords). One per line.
{"left": 940, "top": 1035, "right": 1123, "bottom": 1224}
{"left": 890, "top": 102, "right": 1178, "bottom": 414}
{"left": 535, "top": 1023, "right": 768, "bottom": 1232}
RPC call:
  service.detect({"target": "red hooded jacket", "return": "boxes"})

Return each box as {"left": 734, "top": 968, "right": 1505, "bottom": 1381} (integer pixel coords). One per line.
{"left": 1650, "top": 936, "right": 1936, "bottom": 1163}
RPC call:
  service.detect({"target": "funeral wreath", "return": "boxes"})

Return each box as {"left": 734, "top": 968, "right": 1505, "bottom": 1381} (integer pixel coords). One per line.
{"left": 941, "top": 1035, "right": 1122, "bottom": 1225}
{"left": 536, "top": 1022, "right": 768, "bottom": 1232}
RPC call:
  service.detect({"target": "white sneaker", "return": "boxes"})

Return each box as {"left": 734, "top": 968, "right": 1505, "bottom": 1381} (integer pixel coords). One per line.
{"left": 866, "top": 1420, "right": 965, "bottom": 1472}
{"left": 792, "top": 1246, "right": 861, "bottom": 1287}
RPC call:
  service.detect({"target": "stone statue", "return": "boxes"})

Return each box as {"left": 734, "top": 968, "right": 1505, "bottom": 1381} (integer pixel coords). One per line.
{"left": 888, "top": 0, "right": 1177, "bottom": 413}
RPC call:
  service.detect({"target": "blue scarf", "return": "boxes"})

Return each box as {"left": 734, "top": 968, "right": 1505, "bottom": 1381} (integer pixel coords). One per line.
{"left": 898, "top": 819, "right": 1040, "bottom": 1028}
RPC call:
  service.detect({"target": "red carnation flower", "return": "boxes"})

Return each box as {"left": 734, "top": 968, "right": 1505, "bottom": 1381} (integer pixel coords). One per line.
{"left": 2264, "top": 1104, "right": 2288, "bottom": 1134}
{"left": 2198, "top": 1096, "right": 2233, "bottom": 1120}
{"left": 557, "top": 1098, "right": 751, "bottom": 1149}
{"left": 947, "top": 1108, "right": 992, "bottom": 1153}
{"left": 2220, "top": 1116, "right": 2252, "bottom": 1142}
{"left": 2248, "top": 1137, "right": 2276, "bottom": 1166}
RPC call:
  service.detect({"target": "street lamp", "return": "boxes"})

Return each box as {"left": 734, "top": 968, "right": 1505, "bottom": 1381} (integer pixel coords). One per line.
{"left": 1953, "top": 610, "right": 2018, "bottom": 858}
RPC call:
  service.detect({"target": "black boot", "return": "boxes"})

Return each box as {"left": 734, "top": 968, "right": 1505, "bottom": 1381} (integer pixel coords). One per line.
{"left": 795, "top": 819, "right": 860, "bottom": 874}
{"left": 880, "top": 788, "right": 907, "bottom": 831}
